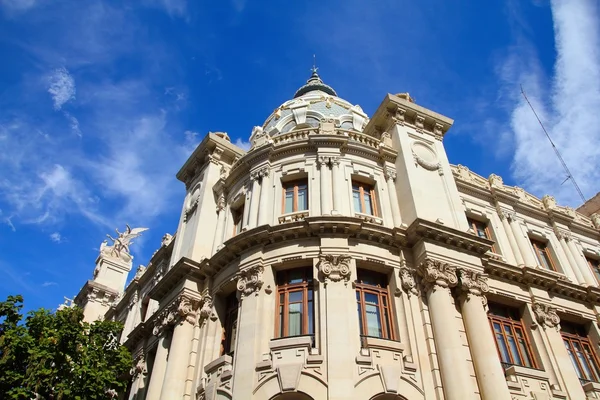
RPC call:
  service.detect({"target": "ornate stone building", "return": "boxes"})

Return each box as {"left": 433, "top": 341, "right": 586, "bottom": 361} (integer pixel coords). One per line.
{"left": 75, "top": 70, "right": 600, "bottom": 400}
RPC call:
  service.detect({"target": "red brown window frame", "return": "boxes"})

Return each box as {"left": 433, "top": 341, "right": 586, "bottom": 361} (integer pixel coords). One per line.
{"left": 352, "top": 181, "right": 378, "bottom": 217}
{"left": 487, "top": 306, "right": 537, "bottom": 369}
{"left": 587, "top": 257, "right": 600, "bottom": 284}
{"left": 232, "top": 203, "right": 245, "bottom": 236}
{"left": 530, "top": 238, "right": 557, "bottom": 272}
{"left": 355, "top": 269, "right": 395, "bottom": 340}
{"left": 281, "top": 179, "right": 309, "bottom": 214}
{"left": 561, "top": 325, "right": 600, "bottom": 382}
{"left": 467, "top": 217, "right": 497, "bottom": 253}
{"left": 275, "top": 267, "right": 314, "bottom": 338}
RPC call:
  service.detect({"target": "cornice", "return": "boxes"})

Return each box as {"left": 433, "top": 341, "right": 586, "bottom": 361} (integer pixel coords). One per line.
{"left": 123, "top": 322, "right": 149, "bottom": 350}
{"left": 147, "top": 257, "right": 205, "bottom": 302}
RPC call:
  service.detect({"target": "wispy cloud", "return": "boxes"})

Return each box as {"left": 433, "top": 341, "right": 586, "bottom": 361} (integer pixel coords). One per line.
{"left": 49, "top": 232, "right": 62, "bottom": 243}
{"left": 234, "top": 138, "right": 251, "bottom": 151}
{"left": 499, "top": 0, "right": 600, "bottom": 206}
{"left": 47, "top": 67, "right": 75, "bottom": 110}
{"left": 42, "top": 281, "right": 57, "bottom": 287}
{"left": 144, "top": 0, "right": 187, "bottom": 17}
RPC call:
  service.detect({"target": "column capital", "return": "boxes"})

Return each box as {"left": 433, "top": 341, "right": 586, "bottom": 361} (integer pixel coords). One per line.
{"left": 554, "top": 227, "right": 572, "bottom": 241}
{"left": 417, "top": 258, "right": 458, "bottom": 292}
{"left": 236, "top": 265, "right": 264, "bottom": 297}
{"left": 130, "top": 353, "right": 147, "bottom": 379}
{"left": 198, "top": 293, "right": 216, "bottom": 323}
{"left": 498, "top": 208, "right": 516, "bottom": 222}
{"left": 330, "top": 156, "right": 341, "bottom": 166}
{"left": 316, "top": 156, "right": 331, "bottom": 168}
{"left": 458, "top": 269, "right": 489, "bottom": 302}
{"left": 532, "top": 302, "right": 560, "bottom": 329}
{"left": 399, "top": 266, "right": 418, "bottom": 296}
{"left": 383, "top": 166, "right": 397, "bottom": 182}
{"left": 318, "top": 253, "right": 352, "bottom": 285}
{"left": 216, "top": 192, "right": 226, "bottom": 212}
{"left": 153, "top": 294, "right": 201, "bottom": 333}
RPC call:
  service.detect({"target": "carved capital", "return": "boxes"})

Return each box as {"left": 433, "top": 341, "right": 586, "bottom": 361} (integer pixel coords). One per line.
{"left": 417, "top": 258, "right": 458, "bottom": 292}
{"left": 554, "top": 227, "right": 572, "bottom": 241}
{"left": 317, "top": 156, "right": 331, "bottom": 168}
{"left": 458, "top": 269, "right": 489, "bottom": 303}
{"left": 399, "top": 266, "right": 418, "bottom": 296}
{"left": 330, "top": 156, "right": 341, "bottom": 167}
{"left": 319, "top": 254, "right": 352, "bottom": 284}
{"left": 130, "top": 354, "right": 147, "bottom": 379}
{"left": 236, "top": 265, "right": 264, "bottom": 297}
{"left": 383, "top": 166, "right": 397, "bottom": 182}
{"left": 199, "top": 294, "right": 214, "bottom": 322}
{"left": 176, "top": 295, "right": 200, "bottom": 325}
{"left": 498, "top": 209, "right": 516, "bottom": 222}
{"left": 532, "top": 302, "right": 560, "bottom": 329}
{"left": 216, "top": 193, "right": 226, "bottom": 212}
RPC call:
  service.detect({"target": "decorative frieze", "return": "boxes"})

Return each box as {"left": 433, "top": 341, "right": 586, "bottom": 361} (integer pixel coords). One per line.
{"left": 532, "top": 302, "right": 560, "bottom": 329}
{"left": 318, "top": 254, "right": 352, "bottom": 284}
{"left": 236, "top": 265, "right": 264, "bottom": 297}
{"left": 417, "top": 258, "right": 458, "bottom": 292}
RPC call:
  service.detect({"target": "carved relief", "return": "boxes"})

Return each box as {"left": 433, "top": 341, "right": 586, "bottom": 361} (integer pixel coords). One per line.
{"left": 392, "top": 107, "right": 406, "bottom": 125}
{"left": 488, "top": 173, "right": 504, "bottom": 188}
{"left": 417, "top": 258, "right": 458, "bottom": 292}
{"left": 199, "top": 294, "right": 215, "bottom": 322}
{"left": 591, "top": 213, "right": 600, "bottom": 230}
{"left": 236, "top": 266, "right": 264, "bottom": 297}
{"left": 153, "top": 294, "right": 201, "bottom": 335}
{"left": 411, "top": 141, "right": 441, "bottom": 173}
{"left": 318, "top": 254, "right": 352, "bottom": 284}
{"left": 130, "top": 354, "right": 146, "bottom": 379}
{"left": 532, "top": 302, "right": 560, "bottom": 329}
{"left": 399, "top": 266, "right": 418, "bottom": 296}
{"left": 216, "top": 193, "right": 226, "bottom": 212}
{"left": 459, "top": 269, "right": 489, "bottom": 303}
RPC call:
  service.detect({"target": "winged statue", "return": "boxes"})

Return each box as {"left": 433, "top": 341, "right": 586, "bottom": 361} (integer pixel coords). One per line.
{"left": 103, "top": 224, "right": 148, "bottom": 259}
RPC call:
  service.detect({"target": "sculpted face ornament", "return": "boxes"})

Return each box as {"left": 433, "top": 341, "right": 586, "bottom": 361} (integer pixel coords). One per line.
{"left": 319, "top": 254, "right": 352, "bottom": 284}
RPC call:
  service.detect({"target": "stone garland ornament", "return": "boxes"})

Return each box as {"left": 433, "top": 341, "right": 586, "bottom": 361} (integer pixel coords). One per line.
{"left": 236, "top": 265, "right": 264, "bottom": 297}
{"left": 532, "top": 302, "right": 561, "bottom": 329}
{"left": 411, "top": 141, "right": 442, "bottom": 174}
{"left": 417, "top": 258, "right": 458, "bottom": 292}
{"left": 318, "top": 254, "right": 352, "bottom": 284}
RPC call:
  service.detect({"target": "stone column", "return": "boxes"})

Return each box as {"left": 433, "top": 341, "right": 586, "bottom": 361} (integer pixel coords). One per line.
{"left": 556, "top": 230, "right": 583, "bottom": 283}
{"left": 417, "top": 259, "right": 473, "bottom": 400}
{"left": 257, "top": 167, "right": 271, "bottom": 226}
{"left": 231, "top": 266, "right": 264, "bottom": 399}
{"left": 248, "top": 172, "right": 261, "bottom": 228}
{"left": 384, "top": 168, "right": 402, "bottom": 227}
{"left": 159, "top": 295, "right": 200, "bottom": 400}
{"left": 459, "top": 270, "right": 512, "bottom": 400}
{"left": 507, "top": 212, "right": 537, "bottom": 267}
{"left": 499, "top": 210, "right": 524, "bottom": 266}
{"left": 212, "top": 193, "right": 226, "bottom": 254}
{"left": 331, "top": 157, "right": 342, "bottom": 215}
{"left": 318, "top": 156, "right": 331, "bottom": 215}
{"left": 566, "top": 237, "right": 596, "bottom": 285}
{"left": 532, "top": 302, "right": 586, "bottom": 399}
{"left": 145, "top": 326, "right": 171, "bottom": 400}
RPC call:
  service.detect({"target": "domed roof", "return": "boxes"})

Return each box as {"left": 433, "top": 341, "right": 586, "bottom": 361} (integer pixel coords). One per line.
{"left": 259, "top": 69, "right": 369, "bottom": 137}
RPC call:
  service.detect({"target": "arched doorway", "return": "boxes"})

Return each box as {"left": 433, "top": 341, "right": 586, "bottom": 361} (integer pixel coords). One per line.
{"left": 270, "top": 392, "right": 314, "bottom": 400}
{"left": 370, "top": 394, "right": 407, "bottom": 400}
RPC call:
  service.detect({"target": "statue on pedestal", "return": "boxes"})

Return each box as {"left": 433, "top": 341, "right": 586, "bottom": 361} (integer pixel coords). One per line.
{"left": 101, "top": 224, "right": 148, "bottom": 260}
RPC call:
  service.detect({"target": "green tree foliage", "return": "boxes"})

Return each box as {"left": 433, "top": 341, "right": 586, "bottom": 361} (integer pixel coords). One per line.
{"left": 0, "top": 295, "right": 133, "bottom": 399}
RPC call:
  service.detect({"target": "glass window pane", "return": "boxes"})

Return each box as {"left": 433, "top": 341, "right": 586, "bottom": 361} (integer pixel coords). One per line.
{"left": 288, "top": 303, "right": 302, "bottom": 336}
{"left": 285, "top": 191, "right": 294, "bottom": 213}
{"left": 278, "top": 305, "right": 284, "bottom": 337}
{"left": 308, "top": 300, "right": 314, "bottom": 335}
{"left": 495, "top": 333, "right": 511, "bottom": 363}
{"left": 288, "top": 269, "right": 304, "bottom": 284}
{"left": 297, "top": 187, "right": 307, "bottom": 211}
{"left": 515, "top": 328, "right": 533, "bottom": 368}
{"left": 289, "top": 291, "right": 303, "bottom": 303}
{"left": 230, "top": 319, "right": 237, "bottom": 353}
{"left": 365, "top": 303, "right": 382, "bottom": 337}
{"left": 357, "top": 300, "right": 363, "bottom": 335}
{"left": 506, "top": 334, "right": 523, "bottom": 366}
{"left": 565, "top": 341, "right": 584, "bottom": 379}
{"left": 363, "top": 192, "right": 373, "bottom": 215}
{"left": 353, "top": 191, "right": 361, "bottom": 213}
{"left": 365, "top": 292, "right": 379, "bottom": 305}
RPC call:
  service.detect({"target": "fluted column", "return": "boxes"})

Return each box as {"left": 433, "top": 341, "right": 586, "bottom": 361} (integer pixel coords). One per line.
{"left": 507, "top": 212, "right": 537, "bottom": 267}
{"left": 384, "top": 168, "right": 402, "bottom": 227}
{"left": 417, "top": 259, "right": 472, "bottom": 400}
{"left": 499, "top": 210, "right": 524, "bottom": 266}
{"left": 257, "top": 167, "right": 271, "bottom": 226}
{"left": 212, "top": 193, "right": 226, "bottom": 254}
{"left": 566, "top": 237, "right": 596, "bottom": 285}
{"left": 318, "top": 156, "right": 331, "bottom": 215}
{"left": 459, "top": 270, "right": 512, "bottom": 400}
{"left": 145, "top": 327, "right": 171, "bottom": 400}
{"left": 556, "top": 230, "right": 583, "bottom": 283}
{"left": 331, "top": 157, "right": 342, "bottom": 215}
{"left": 248, "top": 172, "right": 261, "bottom": 228}
{"left": 160, "top": 295, "right": 200, "bottom": 400}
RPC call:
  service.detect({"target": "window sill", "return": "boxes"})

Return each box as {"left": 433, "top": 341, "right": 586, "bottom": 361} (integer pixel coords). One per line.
{"left": 278, "top": 210, "right": 309, "bottom": 224}
{"left": 204, "top": 354, "right": 233, "bottom": 375}
{"left": 269, "top": 335, "right": 314, "bottom": 351}
{"left": 505, "top": 365, "right": 548, "bottom": 381}
{"left": 582, "top": 381, "right": 600, "bottom": 394}
{"left": 354, "top": 212, "right": 383, "bottom": 225}
{"left": 361, "top": 336, "right": 405, "bottom": 353}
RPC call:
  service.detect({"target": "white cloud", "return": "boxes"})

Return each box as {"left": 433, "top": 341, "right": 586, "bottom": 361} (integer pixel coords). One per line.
{"left": 42, "top": 281, "right": 57, "bottom": 287}
{"left": 500, "top": 0, "right": 600, "bottom": 206}
{"left": 47, "top": 67, "right": 75, "bottom": 110}
{"left": 63, "top": 112, "right": 81, "bottom": 137}
{"left": 234, "top": 138, "right": 251, "bottom": 151}
{"left": 49, "top": 232, "right": 62, "bottom": 243}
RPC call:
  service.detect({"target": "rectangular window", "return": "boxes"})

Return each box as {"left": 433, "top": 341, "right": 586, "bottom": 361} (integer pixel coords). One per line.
{"left": 468, "top": 218, "right": 496, "bottom": 252}
{"left": 352, "top": 181, "right": 378, "bottom": 216}
{"left": 587, "top": 257, "right": 600, "bottom": 283}
{"left": 282, "top": 179, "right": 308, "bottom": 214}
{"left": 561, "top": 322, "right": 600, "bottom": 383}
{"left": 221, "top": 293, "right": 239, "bottom": 356}
{"left": 275, "top": 268, "right": 314, "bottom": 338}
{"left": 530, "top": 239, "right": 556, "bottom": 271}
{"left": 232, "top": 203, "right": 244, "bottom": 235}
{"left": 356, "top": 269, "right": 395, "bottom": 340}
{"left": 487, "top": 303, "right": 537, "bottom": 369}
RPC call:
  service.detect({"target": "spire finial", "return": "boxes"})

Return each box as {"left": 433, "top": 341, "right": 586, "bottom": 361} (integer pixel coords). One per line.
{"left": 311, "top": 54, "right": 318, "bottom": 74}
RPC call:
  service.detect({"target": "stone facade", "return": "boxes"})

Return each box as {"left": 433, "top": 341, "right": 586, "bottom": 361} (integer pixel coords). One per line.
{"left": 76, "top": 72, "right": 600, "bottom": 400}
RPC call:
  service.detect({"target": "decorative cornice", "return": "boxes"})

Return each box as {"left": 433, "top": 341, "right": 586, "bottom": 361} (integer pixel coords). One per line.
{"left": 236, "top": 265, "right": 264, "bottom": 297}
{"left": 318, "top": 253, "right": 352, "bottom": 284}
{"left": 532, "top": 302, "right": 560, "bottom": 329}
{"left": 417, "top": 258, "right": 458, "bottom": 292}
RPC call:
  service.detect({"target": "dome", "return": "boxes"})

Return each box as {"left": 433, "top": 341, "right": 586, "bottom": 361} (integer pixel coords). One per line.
{"left": 258, "top": 69, "right": 369, "bottom": 138}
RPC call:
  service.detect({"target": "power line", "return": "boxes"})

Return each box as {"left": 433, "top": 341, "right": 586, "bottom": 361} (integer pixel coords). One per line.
{"left": 520, "top": 85, "right": 586, "bottom": 204}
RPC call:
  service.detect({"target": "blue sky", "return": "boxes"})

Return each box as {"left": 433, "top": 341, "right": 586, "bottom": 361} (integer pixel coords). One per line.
{"left": 1, "top": 0, "right": 599, "bottom": 312}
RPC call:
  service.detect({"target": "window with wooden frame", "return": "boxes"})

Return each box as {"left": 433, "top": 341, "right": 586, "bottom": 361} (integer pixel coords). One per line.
{"left": 468, "top": 217, "right": 497, "bottom": 252}
{"left": 487, "top": 303, "right": 537, "bottom": 369}
{"left": 586, "top": 257, "right": 600, "bottom": 284}
{"left": 232, "top": 203, "right": 244, "bottom": 236}
{"left": 220, "top": 292, "right": 239, "bottom": 356}
{"left": 282, "top": 179, "right": 308, "bottom": 214}
{"left": 275, "top": 268, "right": 314, "bottom": 338}
{"left": 530, "top": 238, "right": 557, "bottom": 271}
{"left": 561, "top": 321, "right": 600, "bottom": 383}
{"left": 352, "top": 181, "right": 378, "bottom": 216}
{"left": 355, "top": 269, "right": 395, "bottom": 340}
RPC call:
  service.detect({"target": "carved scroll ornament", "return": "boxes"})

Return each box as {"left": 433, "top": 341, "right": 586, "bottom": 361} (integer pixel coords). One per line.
{"left": 236, "top": 265, "right": 264, "bottom": 297}
{"left": 417, "top": 258, "right": 458, "bottom": 292}
{"left": 532, "top": 302, "right": 560, "bottom": 329}
{"left": 319, "top": 254, "right": 352, "bottom": 284}
{"left": 399, "top": 266, "right": 418, "bottom": 296}
{"left": 152, "top": 294, "right": 201, "bottom": 336}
